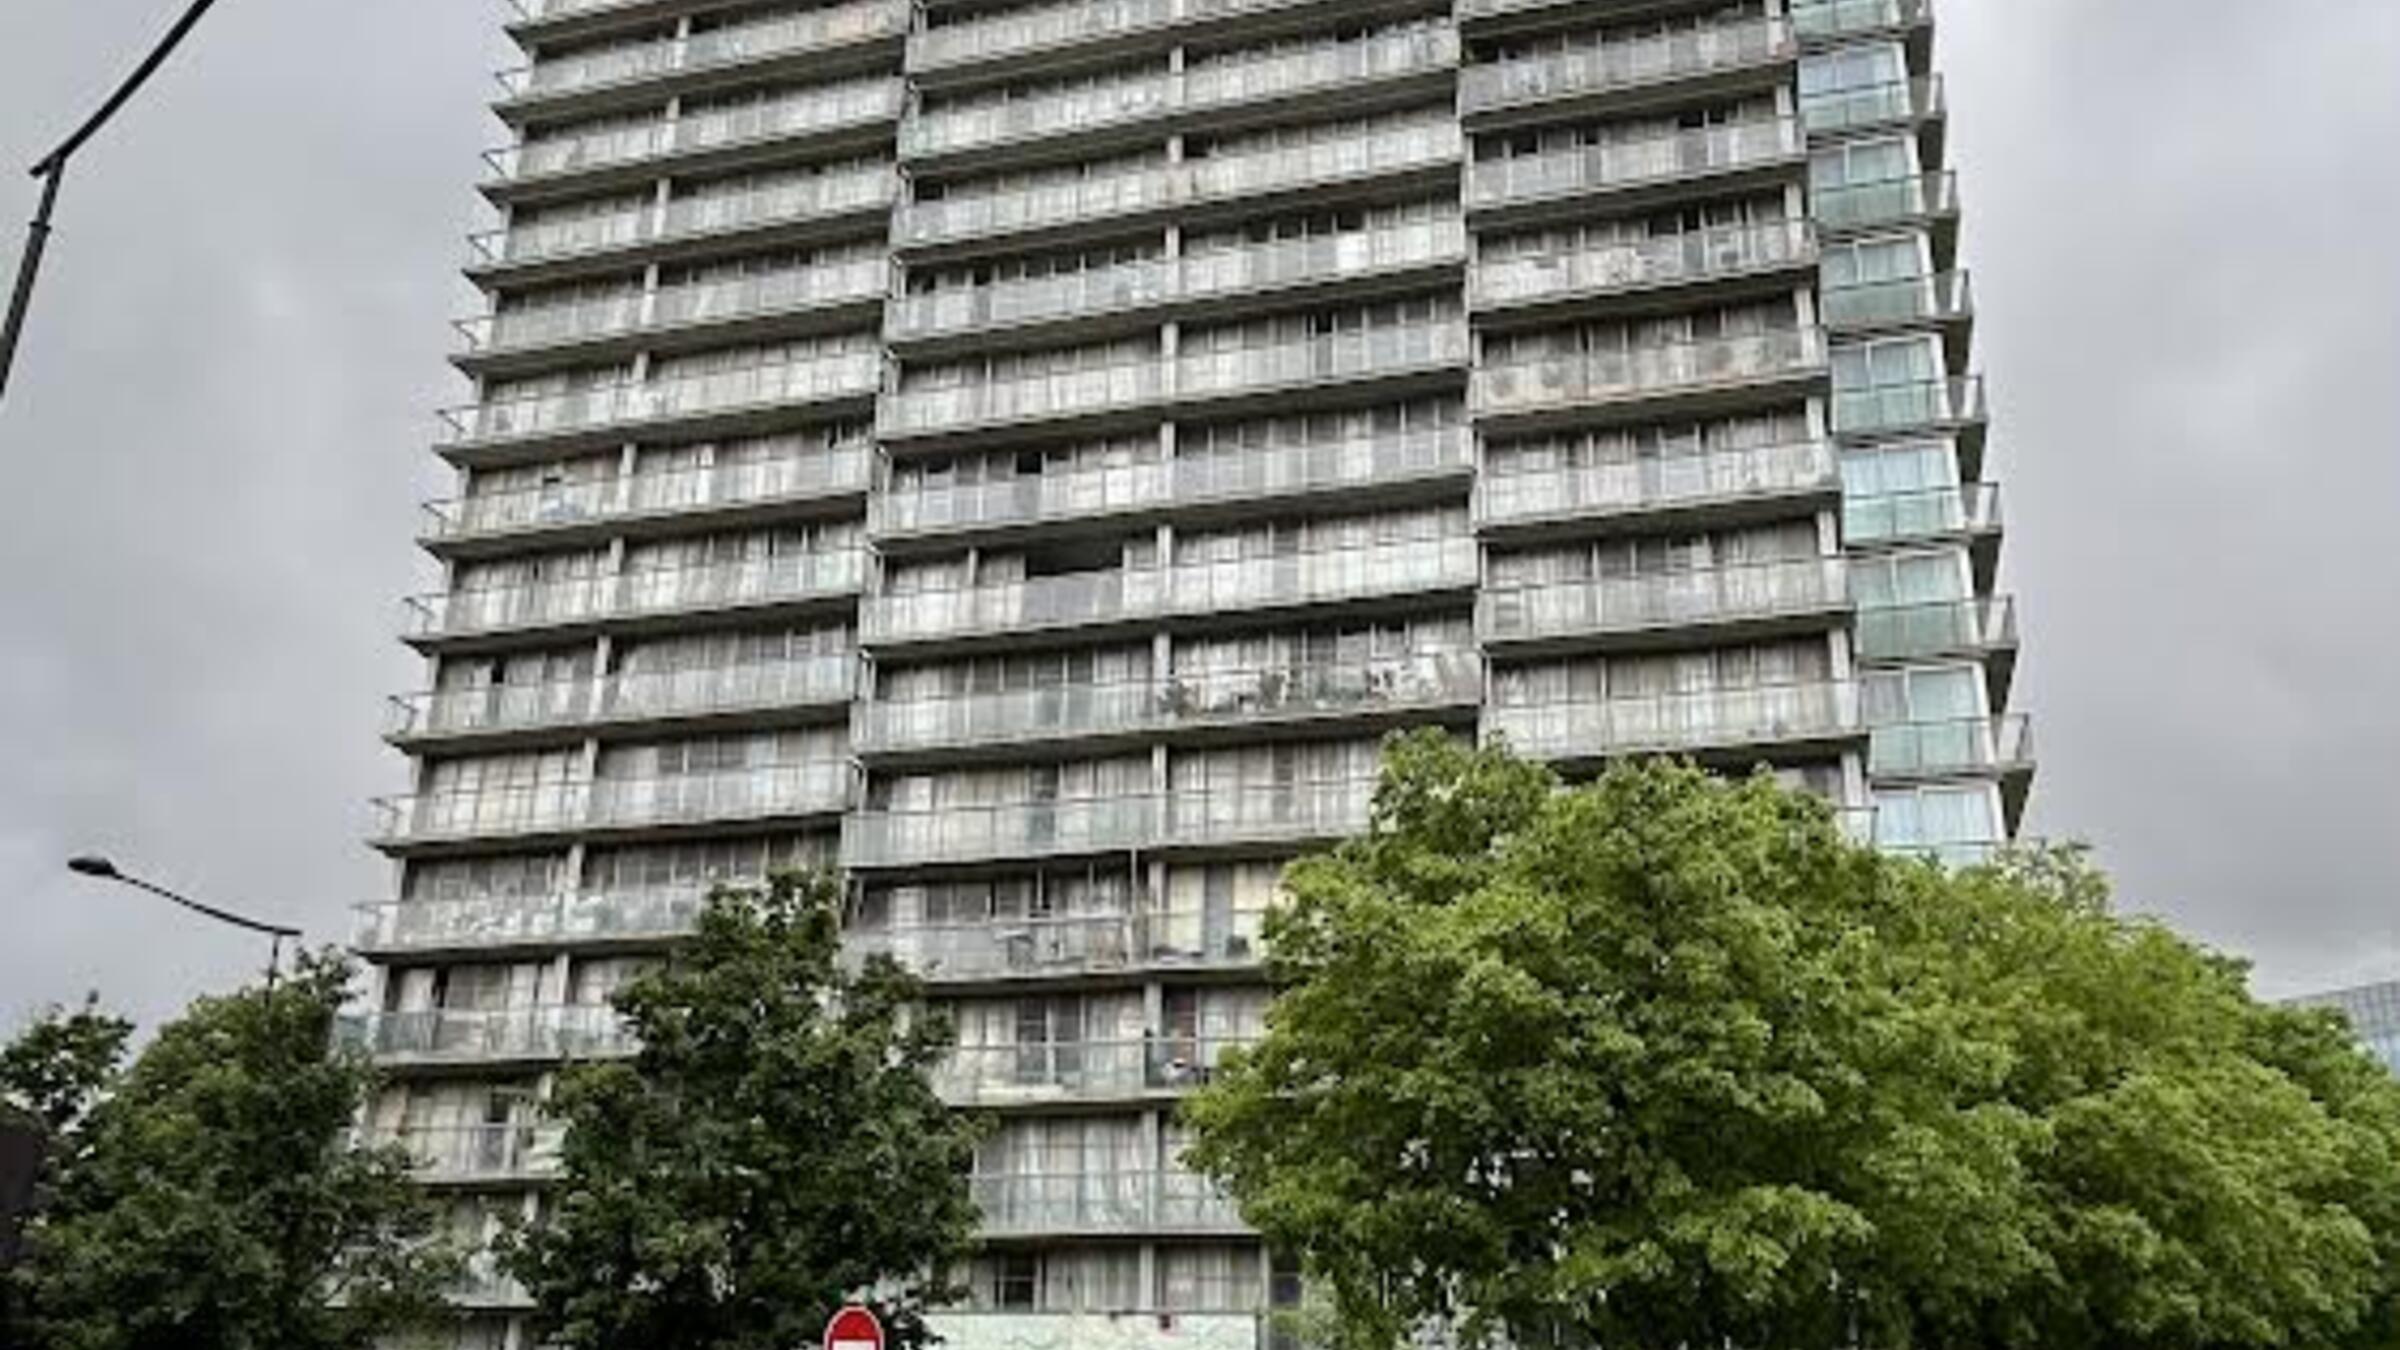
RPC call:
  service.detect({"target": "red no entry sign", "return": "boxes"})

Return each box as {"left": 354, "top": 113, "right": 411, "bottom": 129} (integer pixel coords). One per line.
{"left": 825, "top": 1305, "right": 885, "bottom": 1350}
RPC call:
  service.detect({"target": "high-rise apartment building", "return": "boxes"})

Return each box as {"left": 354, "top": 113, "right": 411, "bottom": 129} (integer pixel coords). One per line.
{"left": 353, "top": 0, "right": 2031, "bottom": 1344}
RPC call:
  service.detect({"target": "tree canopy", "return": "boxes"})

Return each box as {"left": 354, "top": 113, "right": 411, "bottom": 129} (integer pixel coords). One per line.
{"left": 1184, "top": 731, "right": 2400, "bottom": 1350}
{"left": 503, "top": 870, "right": 984, "bottom": 1350}
{"left": 3, "top": 952, "right": 458, "bottom": 1350}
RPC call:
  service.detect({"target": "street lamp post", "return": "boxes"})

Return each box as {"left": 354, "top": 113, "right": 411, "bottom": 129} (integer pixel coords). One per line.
{"left": 65, "top": 856, "right": 301, "bottom": 992}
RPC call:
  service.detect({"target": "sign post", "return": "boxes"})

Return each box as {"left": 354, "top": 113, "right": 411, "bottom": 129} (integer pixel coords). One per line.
{"left": 825, "top": 1304, "right": 886, "bottom": 1350}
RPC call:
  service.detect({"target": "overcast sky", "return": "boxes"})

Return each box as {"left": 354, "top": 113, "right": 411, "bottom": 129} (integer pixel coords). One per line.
{"left": 1, "top": 0, "right": 2395, "bottom": 1030}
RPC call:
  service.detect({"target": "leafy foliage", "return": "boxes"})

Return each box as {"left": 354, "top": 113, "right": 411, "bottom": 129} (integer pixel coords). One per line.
{"left": 5, "top": 952, "right": 458, "bottom": 1350}
{"left": 1185, "top": 731, "right": 2400, "bottom": 1350}
{"left": 504, "top": 870, "right": 984, "bottom": 1350}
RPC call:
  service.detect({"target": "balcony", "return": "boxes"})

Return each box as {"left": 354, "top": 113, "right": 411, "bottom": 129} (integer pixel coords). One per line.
{"left": 1479, "top": 439, "right": 1838, "bottom": 535}
{"left": 1854, "top": 594, "right": 2017, "bottom": 663}
{"left": 887, "top": 218, "right": 1464, "bottom": 346}
{"left": 1160, "top": 778, "right": 1377, "bottom": 849}
{"left": 454, "top": 258, "right": 888, "bottom": 368}
{"left": 372, "top": 765, "right": 851, "bottom": 850}
{"left": 421, "top": 446, "right": 872, "bottom": 552}
{"left": 845, "top": 910, "right": 1264, "bottom": 982}
{"left": 1868, "top": 714, "right": 2034, "bottom": 781}
{"left": 403, "top": 548, "right": 865, "bottom": 645}
{"left": 1843, "top": 482, "right": 2001, "bottom": 549}
{"left": 1473, "top": 328, "right": 1828, "bottom": 428}
{"left": 1488, "top": 680, "right": 1862, "bottom": 765}
{"left": 908, "top": 0, "right": 1387, "bottom": 78}
{"left": 438, "top": 351, "right": 882, "bottom": 458}
{"left": 337, "top": 1005, "right": 630, "bottom": 1066}
{"left": 1800, "top": 77, "right": 1945, "bottom": 139}
{"left": 1792, "top": 0, "right": 1933, "bottom": 44}
{"left": 843, "top": 795, "right": 1158, "bottom": 867}
{"left": 1480, "top": 556, "right": 1853, "bottom": 649}
{"left": 1471, "top": 219, "right": 1814, "bottom": 316}
{"left": 856, "top": 652, "right": 1483, "bottom": 758}
{"left": 382, "top": 1123, "right": 565, "bottom": 1186}
{"left": 482, "top": 81, "right": 905, "bottom": 197}
{"left": 494, "top": 0, "right": 911, "bottom": 109}
{"left": 1821, "top": 269, "right": 1972, "bottom": 335}
{"left": 1829, "top": 375, "right": 1986, "bottom": 441}
{"left": 354, "top": 886, "right": 721, "bottom": 957}
{"left": 1467, "top": 118, "right": 1802, "bottom": 220}
{"left": 1461, "top": 18, "right": 1793, "bottom": 120}
{"left": 935, "top": 1034, "right": 1258, "bottom": 1106}
{"left": 1176, "top": 321, "right": 1469, "bottom": 407}
{"left": 465, "top": 164, "right": 898, "bottom": 277}
{"left": 1810, "top": 170, "right": 1957, "bottom": 235}
{"left": 906, "top": 27, "right": 1458, "bottom": 162}
{"left": 971, "top": 1171, "right": 1244, "bottom": 1237}
{"left": 386, "top": 655, "right": 856, "bottom": 748}
{"left": 881, "top": 360, "right": 1168, "bottom": 441}
{"left": 893, "top": 122, "right": 1462, "bottom": 251}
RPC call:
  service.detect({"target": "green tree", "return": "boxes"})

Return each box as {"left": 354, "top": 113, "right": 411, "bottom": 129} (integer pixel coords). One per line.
{"left": 504, "top": 870, "right": 984, "bottom": 1350}
{"left": 1184, "top": 731, "right": 2400, "bottom": 1350}
{"left": 5, "top": 952, "right": 459, "bottom": 1350}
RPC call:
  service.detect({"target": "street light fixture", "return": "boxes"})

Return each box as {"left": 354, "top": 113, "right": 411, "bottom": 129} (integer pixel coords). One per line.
{"left": 65, "top": 855, "right": 301, "bottom": 991}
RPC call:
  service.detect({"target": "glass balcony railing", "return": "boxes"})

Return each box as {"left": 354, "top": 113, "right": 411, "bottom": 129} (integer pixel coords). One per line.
{"left": 883, "top": 361, "right": 1167, "bottom": 437}
{"left": 845, "top": 909, "right": 1266, "bottom": 982}
{"left": 1461, "top": 18, "right": 1791, "bottom": 114}
{"left": 1869, "top": 714, "right": 2034, "bottom": 779}
{"left": 1475, "top": 327, "right": 1827, "bottom": 418}
{"left": 379, "top": 1123, "right": 565, "bottom": 1184}
{"left": 373, "top": 766, "right": 850, "bottom": 846}
{"left": 857, "top": 651, "right": 1482, "bottom": 754}
{"left": 488, "top": 123, "right": 670, "bottom": 183}
{"left": 382, "top": 654, "right": 858, "bottom": 743}
{"left": 422, "top": 447, "right": 871, "bottom": 542}
{"left": 1801, "top": 78, "right": 1944, "bottom": 137}
{"left": 1488, "top": 680, "right": 1861, "bottom": 762}
{"left": 1480, "top": 556, "right": 1852, "bottom": 644}
{"left": 353, "top": 886, "right": 722, "bottom": 953}
{"left": 895, "top": 123, "right": 1461, "bottom": 247}
{"left": 497, "top": 0, "right": 911, "bottom": 98}
{"left": 1843, "top": 482, "right": 2000, "bottom": 545}
{"left": 912, "top": 0, "right": 1176, "bottom": 73}
{"left": 860, "top": 533, "right": 1476, "bottom": 645}
{"left": 490, "top": 82, "right": 903, "bottom": 185}
{"left": 1791, "top": 0, "right": 1932, "bottom": 42}
{"left": 1480, "top": 439, "right": 1837, "bottom": 528}
{"left": 404, "top": 548, "right": 865, "bottom": 640}
{"left": 456, "top": 259, "right": 887, "bottom": 356}
{"left": 1821, "top": 270, "right": 1972, "bottom": 330}
{"left": 1178, "top": 321, "right": 1469, "bottom": 398}
{"left": 1161, "top": 778, "right": 1377, "bottom": 848}
{"left": 1810, "top": 170, "right": 1956, "bottom": 231}
{"left": 971, "top": 1170, "right": 1244, "bottom": 1235}
{"left": 936, "top": 1034, "right": 1258, "bottom": 1106}
{"left": 1468, "top": 118, "right": 1800, "bottom": 211}
{"left": 1854, "top": 595, "right": 2016, "bottom": 661}
{"left": 1829, "top": 375, "right": 1985, "bottom": 437}
{"left": 337, "top": 1005, "right": 629, "bottom": 1063}
{"left": 1472, "top": 219, "right": 1812, "bottom": 310}
{"left": 844, "top": 795, "right": 1160, "bottom": 867}
{"left": 1183, "top": 26, "right": 1458, "bottom": 115}
{"left": 888, "top": 218, "right": 1463, "bottom": 341}
{"left": 1171, "top": 422, "right": 1471, "bottom": 505}
{"left": 439, "top": 352, "right": 882, "bottom": 448}
{"left": 467, "top": 165, "right": 897, "bottom": 269}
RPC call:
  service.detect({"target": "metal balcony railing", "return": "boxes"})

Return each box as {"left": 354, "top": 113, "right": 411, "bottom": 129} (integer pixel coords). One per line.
{"left": 1801, "top": 77, "right": 1945, "bottom": 137}
{"left": 1791, "top": 0, "right": 1932, "bottom": 42}
{"left": 354, "top": 885, "right": 722, "bottom": 954}
{"left": 1488, "top": 680, "right": 1861, "bottom": 761}
{"left": 844, "top": 794, "right": 1159, "bottom": 867}
{"left": 497, "top": 0, "right": 911, "bottom": 99}
{"left": 467, "top": 164, "right": 897, "bottom": 269}
{"left": 1461, "top": 17, "right": 1791, "bottom": 114}
{"left": 439, "top": 351, "right": 882, "bottom": 449}
{"left": 1829, "top": 375, "right": 1985, "bottom": 438}
{"left": 1843, "top": 482, "right": 2000, "bottom": 546}
{"left": 1480, "top": 556, "right": 1853, "bottom": 644}
{"left": 971, "top": 1170, "right": 1245, "bottom": 1235}
{"left": 857, "top": 653, "right": 1482, "bottom": 755}
{"left": 456, "top": 258, "right": 887, "bottom": 356}
{"left": 385, "top": 655, "right": 856, "bottom": 743}
{"left": 1821, "top": 269, "right": 1972, "bottom": 330}
{"left": 1471, "top": 218, "right": 1812, "bottom": 310}
{"left": 337, "top": 1005, "right": 630, "bottom": 1063}
{"left": 844, "top": 909, "right": 1266, "bottom": 982}
{"left": 1474, "top": 327, "right": 1827, "bottom": 418}
{"left": 1480, "top": 439, "right": 1837, "bottom": 529}
{"left": 1160, "top": 778, "right": 1378, "bottom": 848}
{"left": 484, "top": 81, "right": 904, "bottom": 186}
{"left": 1467, "top": 118, "right": 1800, "bottom": 211}
{"left": 1868, "top": 714, "right": 2034, "bottom": 779}
{"left": 887, "top": 218, "right": 1463, "bottom": 341}
{"left": 403, "top": 548, "right": 865, "bottom": 641}
{"left": 422, "top": 446, "right": 871, "bottom": 542}
{"left": 909, "top": 0, "right": 1352, "bottom": 73}
{"left": 883, "top": 360, "right": 1168, "bottom": 437}
{"left": 1854, "top": 595, "right": 2016, "bottom": 661}
{"left": 936, "top": 1034, "right": 1259, "bottom": 1105}
{"left": 373, "top": 766, "right": 851, "bottom": 846}
{"left": 379, "top": 1123, "right": 566, "bottom": 1184}
{"left": 1177, "top": 321, "right": 1469, "bottom": 398}
{"left": 1810, "top": 170, "right": 1957, "bottom": 232}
